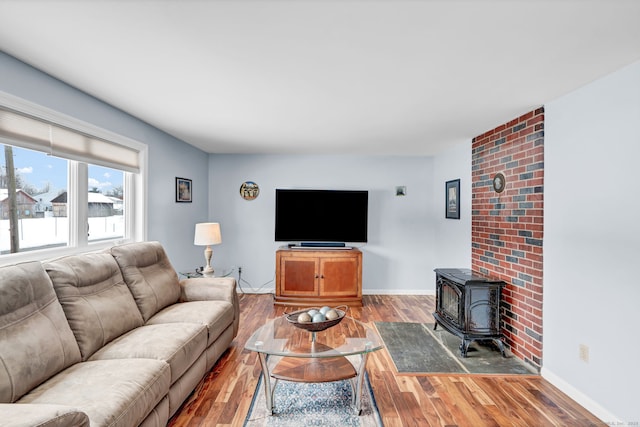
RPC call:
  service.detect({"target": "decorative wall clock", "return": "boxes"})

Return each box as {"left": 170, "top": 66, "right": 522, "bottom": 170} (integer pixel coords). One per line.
{"left": 492, "top": 173, "right": 506, "bottom": 193}
{"left": 240, "top": 181, "right": 260, "bottom": 200}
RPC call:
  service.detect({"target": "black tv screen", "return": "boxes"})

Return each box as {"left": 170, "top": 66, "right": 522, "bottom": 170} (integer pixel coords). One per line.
{"left": 275, "top": 189, "right": 368, "bottom": 243}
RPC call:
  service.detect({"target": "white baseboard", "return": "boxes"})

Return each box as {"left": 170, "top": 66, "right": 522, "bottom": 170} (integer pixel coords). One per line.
{"left": 541, "top": 367, "right": 616, "bottom": 424}
{"left": 363, "top": 289, "right": 435, "bottom": 296}
{"left": 237, "top": 287, "right": 274, "bottom": 294}
{"left": 236, "top": 289, "right": 275, "bottom": 295}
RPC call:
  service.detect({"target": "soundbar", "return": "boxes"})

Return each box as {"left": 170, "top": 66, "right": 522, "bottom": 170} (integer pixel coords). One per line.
{"left": 301, "top": 242, "right": 345, "bottom": 247}
{"left": 287, "top": 242, "right": 352, "bottom": 250}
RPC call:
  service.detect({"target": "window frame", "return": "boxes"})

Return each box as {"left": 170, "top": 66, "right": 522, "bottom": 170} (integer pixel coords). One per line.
{"left": 0, "top": 91, "right": 147, "bottom": 265}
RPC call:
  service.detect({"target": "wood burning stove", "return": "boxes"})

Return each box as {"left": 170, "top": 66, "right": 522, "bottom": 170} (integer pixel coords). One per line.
{"left": 434, "top": 268, "right": 506, "bottom": 357}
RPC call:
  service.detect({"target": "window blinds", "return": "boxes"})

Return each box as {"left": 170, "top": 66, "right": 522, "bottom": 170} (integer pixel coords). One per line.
{"left": 0, "top": 106, "right": 140, "bottom": 173}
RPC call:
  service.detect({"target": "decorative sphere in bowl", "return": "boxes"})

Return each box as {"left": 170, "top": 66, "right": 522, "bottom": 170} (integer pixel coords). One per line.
{"left": 297, "top": 312, "right": 312, "bottom": 323}
{"left": 285, "top": 306, "right": 348, "bottom": 332}
{"left": 325, "top": 309, "right": 340, "bottom": 320}
{"left": 312, "top": 312, "right": 326, "bottom": 323}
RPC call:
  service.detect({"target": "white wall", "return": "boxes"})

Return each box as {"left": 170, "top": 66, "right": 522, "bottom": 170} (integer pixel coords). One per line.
{"left": 432, "top": 140, "right": 472, "bottom": 269}
{"left": 209, "top": 154, "right": 439, "bottom": 294}
{"left": 0, "top": 52, "right": 210, "bottom": 271}
{"left": 544, "top": 60, "right": 640, "bottom": 424}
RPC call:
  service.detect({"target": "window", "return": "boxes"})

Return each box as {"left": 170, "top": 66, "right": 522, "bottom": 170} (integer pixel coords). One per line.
{"left": 0, "top": 94, "right": 147, "bottom": 263}
{"left": 88, "top": 164, "right": 124, "bottom": 242}
{"left": 0, "top": 145, "right": 69, "bottom": 253}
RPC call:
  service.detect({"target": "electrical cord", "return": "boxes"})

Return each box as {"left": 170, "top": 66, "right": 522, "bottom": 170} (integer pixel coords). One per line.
{"left": 236, "top": 265, "right": 274, "bottom": 295}
{"left": 181, "top": 266, "right": 273, "bottom": 298}
{"left": 202, "top": 266, "right": 274, "bottom": 297}
{"left": 237, "top": 266, "right": 245, "bottom": 296}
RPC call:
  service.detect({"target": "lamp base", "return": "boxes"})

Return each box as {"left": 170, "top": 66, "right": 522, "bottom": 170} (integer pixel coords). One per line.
{"left": 202, "top": 246, "right": 215, "bottom": 278}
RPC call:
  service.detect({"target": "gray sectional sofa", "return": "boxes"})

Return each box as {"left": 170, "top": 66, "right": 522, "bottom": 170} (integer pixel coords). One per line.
{"left": 0, "top": 241, "right": 240, "bottom": 427}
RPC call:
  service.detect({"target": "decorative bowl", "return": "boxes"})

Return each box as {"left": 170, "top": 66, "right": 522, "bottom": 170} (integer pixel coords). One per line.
{"left": 285, "top": 306, "right": 347, "bottom": 332}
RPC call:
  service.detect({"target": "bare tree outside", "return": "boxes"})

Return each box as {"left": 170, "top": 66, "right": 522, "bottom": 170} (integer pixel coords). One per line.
{"left": 4, "top": 145, "right": 19, "bottom": 253}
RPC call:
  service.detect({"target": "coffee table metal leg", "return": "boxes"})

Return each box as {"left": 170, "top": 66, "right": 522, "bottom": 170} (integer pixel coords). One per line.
{"left": 351, "top": 352, "right": 369, "bottom": 415}
{"left": 257, "top": 353, "right": 276, "bottom": 414}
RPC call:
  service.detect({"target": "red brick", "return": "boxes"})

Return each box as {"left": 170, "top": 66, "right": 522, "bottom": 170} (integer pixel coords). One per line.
{"left": 472, "top": 107, "right": 544, "bottom": 367}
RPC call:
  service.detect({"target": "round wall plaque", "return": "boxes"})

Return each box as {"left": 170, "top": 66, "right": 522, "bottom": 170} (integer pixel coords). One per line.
{"left": 492, "top": 173, "right": 506, "bottom": 193}
{"left": 240, "top": 181, "right": 260, "bottom": 200}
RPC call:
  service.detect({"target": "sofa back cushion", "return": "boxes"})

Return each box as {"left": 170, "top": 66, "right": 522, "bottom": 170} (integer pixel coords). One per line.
{"left": 110, "top": 241, "right": 181, "bottom": 322}
{"left": 0, "top": 262, "right": 82, "bottom": 403}
{"left": 45, "top": 252, "right": 144, "bottom": 360}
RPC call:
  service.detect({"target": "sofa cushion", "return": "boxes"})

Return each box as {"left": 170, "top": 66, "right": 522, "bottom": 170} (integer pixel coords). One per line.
{"left": 0, "top": 262, "right": 82, "bottom": 403}
{"left": 180, "top": 276, "right": 240, "bottom": 337}
{"left": 89, "top": 323, "right": 207, "bottom": 383}
{"left": 110, "top": 241, "right": 181, "bottom": 322}
{"left": 18, "top": 359, "right": 170, "bottom": 427}
{"left": 138, "top": 396, "right": 169, "bottom": 427}
{"left": 44, "top": 252, "right": 144, "bottom": 360}
{"left": 0, "top": 403, "right": 90, "bottom": 427}
{"left": 147, "top": 301, "right": 235, "bottom": 346}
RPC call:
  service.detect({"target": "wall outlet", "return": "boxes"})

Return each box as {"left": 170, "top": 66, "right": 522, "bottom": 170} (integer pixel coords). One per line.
{"left": 579, "top": 344, "right": 589, "bottom": 363}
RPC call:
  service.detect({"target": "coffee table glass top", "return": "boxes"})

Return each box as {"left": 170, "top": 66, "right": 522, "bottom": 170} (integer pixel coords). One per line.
{"left": 245, "top": 315, "right": 384, "bottom": 358}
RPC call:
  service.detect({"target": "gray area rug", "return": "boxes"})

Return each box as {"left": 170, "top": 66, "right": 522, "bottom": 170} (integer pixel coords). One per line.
{"left": 244, "top": 373, "right": 382, "bottom": 427}
{"left": 375, "top": 322, "right": 537, "bottom": 375}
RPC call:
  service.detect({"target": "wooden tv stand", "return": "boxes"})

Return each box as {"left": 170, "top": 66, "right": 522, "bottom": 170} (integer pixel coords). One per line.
{"left": 274, "top": 247, "right": 362, "bottom": 306}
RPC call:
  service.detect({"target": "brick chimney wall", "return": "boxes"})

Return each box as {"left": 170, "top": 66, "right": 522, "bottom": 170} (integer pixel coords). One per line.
{"left": 471, "top": 107, "right": 544, "bottom": 369}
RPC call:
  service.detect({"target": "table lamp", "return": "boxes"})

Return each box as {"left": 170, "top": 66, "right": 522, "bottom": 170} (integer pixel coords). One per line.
{"left": 194, "top": 222, "right": 222, "bottom": 277}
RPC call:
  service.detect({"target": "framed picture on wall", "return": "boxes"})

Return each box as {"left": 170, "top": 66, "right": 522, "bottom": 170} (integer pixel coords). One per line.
{"left": 445, "top": 179, "right": 460, "bottom": 219}
{"left": 176, "top": 177, "right": 192, "bottom": 203}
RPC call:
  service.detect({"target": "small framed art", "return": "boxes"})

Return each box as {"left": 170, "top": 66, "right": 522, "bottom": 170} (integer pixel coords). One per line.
{"left": 176, "top": 177, "right": 192, "bottom": 203}
{"left": 445, "top": 179, "right": 460, "bottom": 219}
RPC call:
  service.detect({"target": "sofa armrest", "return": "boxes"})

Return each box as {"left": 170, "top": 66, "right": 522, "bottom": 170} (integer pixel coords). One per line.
{"left": 0, "top": 404, "right": 90, "bottom": 427}
{"left": 179, "top": 276, "right": 240, "bottom": 337}
{"left": 179, "top": 276, "right": 236, "bottom": 303}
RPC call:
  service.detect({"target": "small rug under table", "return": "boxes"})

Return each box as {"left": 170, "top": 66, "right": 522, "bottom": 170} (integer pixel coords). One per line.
{"left": 243, "top": 373, "right": 382, "bottom": 427}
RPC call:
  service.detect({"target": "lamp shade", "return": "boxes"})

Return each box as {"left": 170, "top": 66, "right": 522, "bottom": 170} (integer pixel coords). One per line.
{"left": 194, "top": 222, "right": 222, "bottom": 246}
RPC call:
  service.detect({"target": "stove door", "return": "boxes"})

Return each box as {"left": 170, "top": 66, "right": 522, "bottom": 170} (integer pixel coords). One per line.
{"left": 466, "top": 285, "right": 501, "bottom": 334}
{"left": 437, "top": 278, "right": 463, "bottom": 329}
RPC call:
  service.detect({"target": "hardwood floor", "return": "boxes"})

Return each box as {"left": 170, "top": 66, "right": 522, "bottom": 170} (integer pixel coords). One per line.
{"left": 169, "top": 294, "right": 605, "bottom": 427}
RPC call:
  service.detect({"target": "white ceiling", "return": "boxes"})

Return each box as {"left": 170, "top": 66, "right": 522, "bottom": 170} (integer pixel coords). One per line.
{"left": 1, "top": 1, "right": 639, "bottom": 156}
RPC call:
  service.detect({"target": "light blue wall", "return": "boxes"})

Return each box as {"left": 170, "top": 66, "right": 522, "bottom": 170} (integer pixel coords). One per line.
{"left": 0, "top": 51, "right": 209, "bottom": 270}
{"left": 544, "top": 60, "right": 640, "bottom": 423}
{"left": 208, "top": 154, "right": 450, "bottom": 294}
{"left": 0, "top": 51, "right": 473, "bottom": 287}
{"left": 4, "top": 44, "right": 640, "bottom": 425}
{"left": 432, "top": 140, "right": 472, "bottom": 269}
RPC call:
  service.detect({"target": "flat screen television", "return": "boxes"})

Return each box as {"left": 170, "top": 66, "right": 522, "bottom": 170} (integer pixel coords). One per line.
{"left": 275, "top": 189, "right": 368, "bottom": 244}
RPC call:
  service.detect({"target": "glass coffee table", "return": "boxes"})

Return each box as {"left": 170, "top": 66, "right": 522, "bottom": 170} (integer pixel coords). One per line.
{"left": 245, "top": 314, "right": 384, "bottom": 415}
